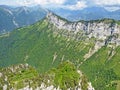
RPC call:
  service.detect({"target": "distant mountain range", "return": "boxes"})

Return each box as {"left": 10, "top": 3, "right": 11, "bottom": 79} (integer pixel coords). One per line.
{"left": 0, "top": 5, "right": 120, "bottom": 34}
{"left": 52, "top": 6, "right": 120, "bottom": 21}
{"left": 0, "top": 5, "right": 46, "bottom": 34}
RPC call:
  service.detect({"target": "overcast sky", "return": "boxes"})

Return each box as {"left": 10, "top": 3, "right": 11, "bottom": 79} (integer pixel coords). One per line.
{"left": 0, "top": 0, "right": 120, "bottom": 11}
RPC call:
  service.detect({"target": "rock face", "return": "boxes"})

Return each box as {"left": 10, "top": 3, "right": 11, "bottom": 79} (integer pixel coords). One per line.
{"left": 46, "top": 12, "right": 120, "bottom": 59}
{"left": 46, "top": 12, "right": 120, "bottom": 58}
{"left": 47, "top": 12, "right": 120, "bottom": 45}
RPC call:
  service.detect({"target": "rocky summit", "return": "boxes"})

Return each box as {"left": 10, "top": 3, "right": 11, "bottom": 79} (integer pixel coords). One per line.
{"left": 47, "top": 12, "right": 120, "bottom": 45}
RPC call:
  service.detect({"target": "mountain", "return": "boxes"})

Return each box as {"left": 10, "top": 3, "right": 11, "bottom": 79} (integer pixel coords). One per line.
{"left": 0, "top": 12, "right": 120, "bottom": 90}
{"left": 108, "top": 9, "right": 120, "bottom": 20}
{"left": 52, "top": 6, "right": 120, "bottom": 21}
{"left": 1, "top": 5, "right": 120, "bottom": 34}
{"left": 0, "top": 6, "right": 16, "bottom": 33}
{"left": 0, "top": 5, "right": 46, "bottom": 34}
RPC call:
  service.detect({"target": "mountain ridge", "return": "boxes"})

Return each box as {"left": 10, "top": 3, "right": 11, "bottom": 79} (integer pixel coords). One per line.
{"left": 47, "top": 12, "right": 120, "bottom": 46}
{"left": 0, "top": 5, "right": 120, "bottom": 34}
{"left": 0, "top": 11, "right": 120, "bottom": 90}
{"left": 52, "top": 6, "right": 120, "bottom": 21}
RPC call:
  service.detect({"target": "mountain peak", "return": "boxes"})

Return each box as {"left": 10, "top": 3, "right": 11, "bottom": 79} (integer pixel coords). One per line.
{"left": 46, "top": 11, "right": 69, "bottom": 22}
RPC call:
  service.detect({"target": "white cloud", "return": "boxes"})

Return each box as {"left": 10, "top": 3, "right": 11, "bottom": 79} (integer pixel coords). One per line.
{"left": 15, "top": 0, "right": 66, "bottom": 6}
{"left": 16, "top": 0, "right": 35, "bottom": 6}
{"left": 48, "top": 0, "right": 66, "bottom": 5}
{"left": 0, "top": 0, "right": 120, "bottom": 11}
{"left": 64, "top": 1, "right": 87, "bottom": 10}
{"left": 14, "top": 0, "right": 87, "bottom": 10}
{"left": 92, "top": 0, "right": 120, "bottom": 11}
{"left": 104, "top": 6, "right": 120, "bottom": 11}
{"left": 93, "top": 0, "right": 120, "bottom": 6}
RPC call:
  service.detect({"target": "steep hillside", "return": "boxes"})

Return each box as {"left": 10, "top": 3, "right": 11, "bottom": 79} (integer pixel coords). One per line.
{"left": 0, "top": 15, "right": 95, "bottom": 72}
{"left": 80, "top": 46, "right": 120, "bottom": 90}
{"left": 0, "top": 13, "right": 120, "bottom": 90}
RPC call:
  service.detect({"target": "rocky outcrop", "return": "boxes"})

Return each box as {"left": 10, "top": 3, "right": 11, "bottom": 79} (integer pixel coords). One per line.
{"left": 46, "top": 12, "right": 120, "bottom": 59}
{"left": 47, "top": 12, "right": 120, "bottom": 45}
{"left": 0, "top": 63, "right": 95, "bottom": 90}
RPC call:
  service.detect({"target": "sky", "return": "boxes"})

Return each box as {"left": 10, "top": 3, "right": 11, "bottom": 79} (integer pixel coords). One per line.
{"left": 0, "top": 0, "right": 120, "bottom": 11}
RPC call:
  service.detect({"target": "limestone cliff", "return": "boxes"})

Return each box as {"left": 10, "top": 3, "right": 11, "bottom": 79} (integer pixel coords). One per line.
{"left": 46, "top": 12, "right": 120, "bottom": 59}
{"left": 47, "top": 12, "right": 120, "bottom": 45}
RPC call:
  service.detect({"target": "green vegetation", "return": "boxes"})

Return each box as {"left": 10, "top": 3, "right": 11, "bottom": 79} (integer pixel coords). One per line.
{"left": 0, "top": 64, "right": 39, "bottom": 89}
{"left": 0, "top": 17, "right": 120, "bottom": 90}
{"left": 116, "top": 21, "right": 120, "bottom": 25}
{"left": 53, "top": 61, "right": 80, "bottom": 89}
{"left": 0, "top": 19, "right": 93, "bottom": 73}
{"left": 80, "top": 46, "right": 120, "bottom": 90}
{"left": 81, "top": 75, "right": 88, "bottom": 90}
{"left": 10, "top": 67, "right": 38, "bottom": 82}
{"left": 78, "top": 18, "right": 119, "bottom": 24}
{"left": 0, "top": 62, "right": 81, "bottom": 89}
